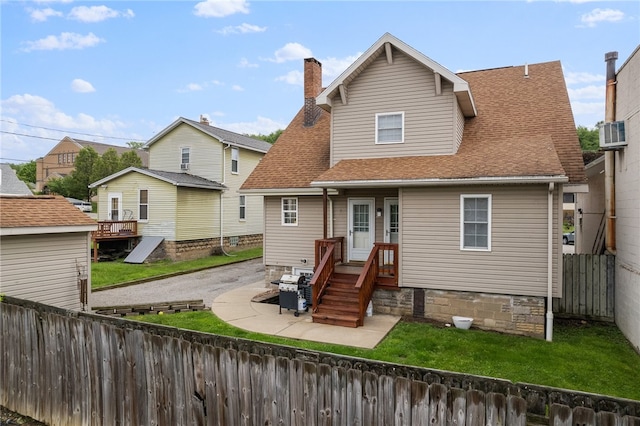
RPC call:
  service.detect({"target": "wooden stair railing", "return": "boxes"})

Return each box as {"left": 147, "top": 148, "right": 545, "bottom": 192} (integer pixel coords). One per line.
{"left": 354, "top": 243, "right": 399, "bottom": 326}
{"left": 310, "top": 244, "right": 335, "bottom": 313}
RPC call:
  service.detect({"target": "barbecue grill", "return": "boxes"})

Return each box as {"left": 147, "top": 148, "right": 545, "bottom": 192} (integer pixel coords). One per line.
{"left": 276, "top": 274, "right": 309, "bottom": 317}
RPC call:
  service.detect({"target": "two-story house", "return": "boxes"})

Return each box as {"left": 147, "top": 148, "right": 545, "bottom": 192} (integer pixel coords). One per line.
{"left": 241, "top": 33, "right": 586, "bottom": 339}
{"left": 35, "top": 137, "right": 149, "bottom": 193}
{"left": 90, "top": 117, "right": 271, "bottom": 262}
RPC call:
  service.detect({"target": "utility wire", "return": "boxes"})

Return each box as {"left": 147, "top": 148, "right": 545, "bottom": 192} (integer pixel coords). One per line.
{"left": 0, "top": 119, "right": 146, "bottom": 142}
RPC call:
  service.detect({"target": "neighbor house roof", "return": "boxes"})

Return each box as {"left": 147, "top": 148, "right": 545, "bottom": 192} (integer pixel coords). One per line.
{"left": 144, "top": 117, "right": 272, "bottom": 154}
{"left": 0, "top": 195, "right": 97, "bottom": 235}
{"left": 242, "top": 60, "right": 586, "bottom": 191}
{"left": 0, "top": 164, "right": 32, "bottom": 196}
{"left": 63, "top": 137, "right": 149, "bottom": 167}
{"left": 89, "top": 167, "right": 227, "bottom": 191}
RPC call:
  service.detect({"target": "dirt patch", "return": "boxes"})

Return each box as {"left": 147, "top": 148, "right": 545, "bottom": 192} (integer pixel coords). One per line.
{"left": 251, "top": 289, "right": 279, "bottom": 304}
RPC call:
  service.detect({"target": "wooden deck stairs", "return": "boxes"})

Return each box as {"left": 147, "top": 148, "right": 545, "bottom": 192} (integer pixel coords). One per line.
{"left": 311, "top": 272, "right": 362, "bottom": 328}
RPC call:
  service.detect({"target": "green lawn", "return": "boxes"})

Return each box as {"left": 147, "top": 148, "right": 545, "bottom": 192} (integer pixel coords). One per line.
{"left": 91, "top": 247, "right": 263, "bottom": 289}
{"left": 134, "top": 311, "right": 640, "bottom": 401}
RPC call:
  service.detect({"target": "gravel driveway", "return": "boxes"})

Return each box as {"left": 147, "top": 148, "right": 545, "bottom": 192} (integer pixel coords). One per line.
{"left": 91, "top": 258, "right": 265, "bottom": 310}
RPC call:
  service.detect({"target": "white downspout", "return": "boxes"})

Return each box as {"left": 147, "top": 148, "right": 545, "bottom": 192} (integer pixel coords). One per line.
{"left": 220, "top": 142, "right": 233, "bottom": 256}
{"left": 546, "top": 182, "right": 554, "bottom": 342}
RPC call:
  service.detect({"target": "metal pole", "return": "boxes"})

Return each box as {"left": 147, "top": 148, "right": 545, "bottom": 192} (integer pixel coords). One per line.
{"left": 323, "top": 188, "right": 328, "bottom": 239}
{"left": 604, "top": 51, "right": 618, "bottom": 254}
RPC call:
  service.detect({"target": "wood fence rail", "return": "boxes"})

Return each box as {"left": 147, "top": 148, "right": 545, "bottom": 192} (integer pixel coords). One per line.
{"left": 1, "top": 297, "right": 638, "bottom": 426}
{"left": 554, "top": 254, "right": 615, "bottom": 321}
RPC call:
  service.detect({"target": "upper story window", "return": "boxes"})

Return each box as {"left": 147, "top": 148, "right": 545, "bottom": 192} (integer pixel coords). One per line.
{"left": 231, "top": 147, "right": 239, "bottom": 174}
{"left": 239, "top": 195, "right": 246, "bottom": 220}
{"left": 139, "top": 189, "right": 149, "bottom": 221}
{"left": 460, "top": 195, "right": 491, "bottom": 251}
{"left": 181, "top": 147, "right": 190, "bottom": 169}
{"left": 375, "top": 112, "right": 404, "bottom": 144}
{"left": 282, "top": 197, "right": 298, "bottom": 226}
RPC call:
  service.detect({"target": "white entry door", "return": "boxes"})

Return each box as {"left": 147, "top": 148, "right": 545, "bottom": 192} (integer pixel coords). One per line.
{"left": 108, "top": 193, "right": 122, "bottom": 221}
{"left": 384, "top": 198, "right": 399, "bottom": 265}
{"left": 384, "top": 198, "right": 399, "bottom": 244}
{"left": 348, "top": 198, "right": 375, "bottom": 262}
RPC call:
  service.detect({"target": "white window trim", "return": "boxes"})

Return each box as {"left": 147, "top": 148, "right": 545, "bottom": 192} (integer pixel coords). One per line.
{"left": 375, "top": 111, "right": 405, "bottom": 144}
{"left": 460, "top": 194, "right": 492, "bottom": 251}
{"left": 281, "top": 197, "right": 298, "bottom": 226}
{"left": 239, "top": 195, "right": 246, "bottom": 221}
{"left": 231, "top": 147, "right": 239, "bottom": 174}
{"left": 180, "top": 146, "right": 190, "bottom": 167}
{"left": 139, "top": 189, "right": 149, "bottom": 222}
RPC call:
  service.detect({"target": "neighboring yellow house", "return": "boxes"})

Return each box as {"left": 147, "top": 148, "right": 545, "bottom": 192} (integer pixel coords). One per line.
{"left": 89, "top": 117, "right": 271, "bottom": 261}
{"left": 35, "top": 136, "right": 149, "bottom": 193}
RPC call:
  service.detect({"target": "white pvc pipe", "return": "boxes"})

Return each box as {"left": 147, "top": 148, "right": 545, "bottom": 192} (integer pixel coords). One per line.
{"left": 546, "top": 182, "right": 554, "bottom": 342}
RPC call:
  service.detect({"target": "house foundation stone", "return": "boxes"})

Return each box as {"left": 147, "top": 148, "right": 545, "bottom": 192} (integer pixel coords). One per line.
{"left": 372, "top": 287, "right": 546, "bottom": 338}
{"left": 161, "top": 234, "right": 263, "bottom": 262}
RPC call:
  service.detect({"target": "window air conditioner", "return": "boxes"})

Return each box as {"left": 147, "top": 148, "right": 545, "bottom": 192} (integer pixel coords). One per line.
{"left": 180, "top": 163, "right": 190, "bottom": 170}
{"left": 599, "top": 121, "right": 627, "bottom": 149}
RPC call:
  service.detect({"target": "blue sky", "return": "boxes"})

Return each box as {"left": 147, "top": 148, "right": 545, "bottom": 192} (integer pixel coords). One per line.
{"left": 1, "top": 0, "right": 638, "bottom": 164}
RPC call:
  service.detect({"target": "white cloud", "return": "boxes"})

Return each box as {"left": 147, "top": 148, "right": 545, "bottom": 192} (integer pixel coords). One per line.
{"left": 232, "top": 85, "right": 244, "bottom": 91}
{"left": 321, "top": 54, "right": 362, "bottom": 80}
{"left": 269, "top": 43, "right": 313, "bottom": 63}
{"left": 568, "top": 85, "right": 604, "bottom": 100}
{"left": 580, "top": 8, "right": 624, "bottom": 27}
{"left": 21, "top": 32, "right": 104, "bottom": 52}
{"left": 238, "top": 58, "right": 258, "bottom": 68}
{"left": 0, "top": 94, "right": 129, "bottom": 161}
{"left": 218, "top": 23, "right": 267, "bottom": 35}
{"left": 177, "top": 83, "right": 205, "bottom": 93}
{"left": 28, "top": 7, "right": 63, "bottom": 22}
{"left": 68, "top": 6, "right": 134, "bottom": 23}
{"left": 211, "top": 116, "right": 286, "bottom": 135}
{"left": 194, "top": 0, "right": 249, "bottom": 18}
{"left": 564, "top": 71, "right": 604, "bottom": 85}
{"left": 276, "top": 70, "right": 303, "bottom": 86}
{"left": 71, "top": 79, "right": 96, "bottom": 93}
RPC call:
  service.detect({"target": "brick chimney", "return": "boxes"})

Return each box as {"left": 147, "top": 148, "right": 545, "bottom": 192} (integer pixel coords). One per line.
{"left": 304, "top": 58, "right": 322, "bottom": 127}
{"left": 199, "top": 115, "right": 210, "bottom": 126}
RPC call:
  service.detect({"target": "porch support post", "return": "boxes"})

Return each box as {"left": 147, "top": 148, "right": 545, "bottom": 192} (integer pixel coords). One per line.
{"left": 323, "top": 188, "right": 328, "bottom": 239}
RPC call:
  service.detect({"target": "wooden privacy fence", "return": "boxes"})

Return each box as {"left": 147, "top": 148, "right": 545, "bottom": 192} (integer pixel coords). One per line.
{"left": 2, "top": 297, "right": 639, "bottom": 426}
{"left": 554, "top": 254, "right": 615, "bottom": 321}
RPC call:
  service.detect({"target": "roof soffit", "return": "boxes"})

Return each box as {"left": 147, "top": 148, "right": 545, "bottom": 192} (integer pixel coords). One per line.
{"left": 317, "top": 33, "right": 477, "bottom": 117}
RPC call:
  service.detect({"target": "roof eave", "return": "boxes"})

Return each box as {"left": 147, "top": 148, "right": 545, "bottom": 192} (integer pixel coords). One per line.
{"left": 1, "top": 224, "right": 98, "bottom": 236}
{"left": 240, "top": 187, "right": 339, "bottom": 196}
{"left": 310, "top": 175, "right": 569, "bottom": 188}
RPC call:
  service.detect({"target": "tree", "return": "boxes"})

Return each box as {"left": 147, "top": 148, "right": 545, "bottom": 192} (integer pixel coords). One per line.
{"left": 66, "top": 147, "right": 99, "bottom": 200}
{"left": 12, "top": 160, "right": 36, "bottom": 184}
{"left": 247, "top": 129, "right": 283, "bottom": 144}
{"left": 119, "top": 150, "right": 143, "bottom": 169}
{"left": 91, "top": 148, "right": 121, "bottom": 183}
{"left": 46, "top": 177, "right": 70, "bottom": 197}
{"left": 577, "top": 123, "right": 602, "bottom": 152}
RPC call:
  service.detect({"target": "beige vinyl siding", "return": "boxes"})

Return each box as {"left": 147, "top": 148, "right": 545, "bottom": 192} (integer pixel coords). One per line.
{"left": 454, "top": 103, "right": 465, "bottom": 152}
{"left": 264, "top": 196, "right": 323, "bottom": 267}
{"left": 176, "top": 188, "right": 219, "bottom": 241}
{"left": 96, "top": 174, "right": 178, "bottom": 240}
{"left": 330, "top": 51, "right": 457, "bottom": 166}
{"left": 0, "top": 233, "right": 90, "bottom": 310}
{"left": 148, "top": 124, "right": 223, "bottom": 181}
{"left": 222, "top": 149, "right": 265, "bottom": 237}
{"left": 400, "top": 185, "right": 560, "bottom": 297}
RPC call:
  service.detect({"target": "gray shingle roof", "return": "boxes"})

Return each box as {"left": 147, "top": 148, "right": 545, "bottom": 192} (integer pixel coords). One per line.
{"left": 145, "top": 117, "right": 272, "bottom": 154}
{"left": 0, "top": 164, "right": 32, "bottom": 196}
{"left": 89, "top": 167, "right": 227, "bottom": 190}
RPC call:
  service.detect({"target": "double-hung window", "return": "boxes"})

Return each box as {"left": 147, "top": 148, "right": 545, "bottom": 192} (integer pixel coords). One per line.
{"left": 282, "top": 197, "right": 298, "bottom": 226}
{"left": 375, "top": 112, "right": 404, "bottom": 144}
{"left": 139, "top": 189, "right": 149, "bottom": 221}
{"left": 181, "top": 147, "right": 190, "bottom": 168}
{"left": 239, "top": 195, "right": 246, "bottom": 220}
{"left": 460, "top": 195, "right": 491, "bottom": 251}
{"left": 231, "top": 147, "right": 239, "bottom": 174}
